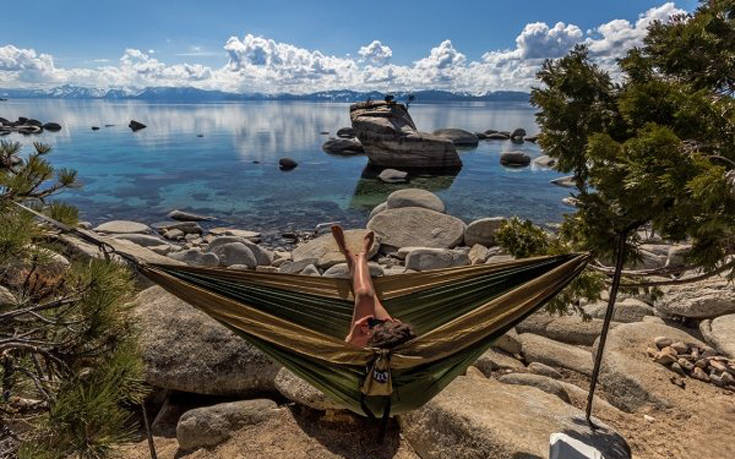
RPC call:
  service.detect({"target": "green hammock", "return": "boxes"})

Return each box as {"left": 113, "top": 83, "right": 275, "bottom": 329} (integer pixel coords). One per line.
{"left": 139, "top": 253, "right": 589, "bottom": 417}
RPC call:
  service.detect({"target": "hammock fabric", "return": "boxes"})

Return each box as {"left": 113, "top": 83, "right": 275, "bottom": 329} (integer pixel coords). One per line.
{"left": 138, "top": 253, "right": 589, "bottom": 417}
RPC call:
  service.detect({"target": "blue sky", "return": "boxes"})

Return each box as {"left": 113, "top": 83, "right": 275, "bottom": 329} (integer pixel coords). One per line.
{"left": 0, "top": 1, "right": 696, "bottom": 93}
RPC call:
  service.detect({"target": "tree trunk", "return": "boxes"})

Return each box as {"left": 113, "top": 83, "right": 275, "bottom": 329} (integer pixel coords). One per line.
{"left": 586, "top": 232, "right": 627, "bottom": 423}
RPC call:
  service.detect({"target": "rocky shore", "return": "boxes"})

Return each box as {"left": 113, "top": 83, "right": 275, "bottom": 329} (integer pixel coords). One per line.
{"left": 35, "top": 188, "right": 734, "bottom": 458}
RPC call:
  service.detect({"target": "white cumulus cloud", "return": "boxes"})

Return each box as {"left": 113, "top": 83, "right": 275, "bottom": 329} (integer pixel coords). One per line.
{"left": 0, "top": 3, "right": 688, "bottom": 94}
{"left": 358, "top": 40, "right": 393, "bottom": 65}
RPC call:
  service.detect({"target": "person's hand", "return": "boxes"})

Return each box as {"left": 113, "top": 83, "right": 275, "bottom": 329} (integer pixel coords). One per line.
{"left": 353, "top": 316, "right": 374, "bottom": 335}
{"left": 346, "top": 315, "right": 374, "bottom": 347}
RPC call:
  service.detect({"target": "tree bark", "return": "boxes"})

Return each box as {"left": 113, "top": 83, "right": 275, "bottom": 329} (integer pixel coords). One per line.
{"left": 586, "top": 232, "right": 627, "bottom": 423}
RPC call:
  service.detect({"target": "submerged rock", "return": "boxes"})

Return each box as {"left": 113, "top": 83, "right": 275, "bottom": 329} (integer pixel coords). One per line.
{"left": 167, "top": 209, "right": 213, "bottom": 221}
{"left": 433, "top": 128, "right": 479, "bottom": 147}
{"left": 350, "top": 100, "right": 461, "bottom": 168}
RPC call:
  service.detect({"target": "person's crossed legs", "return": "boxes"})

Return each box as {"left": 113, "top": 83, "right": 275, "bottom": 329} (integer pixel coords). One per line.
{"left": 331, "top": 225, "right": 394, "bottom": 347}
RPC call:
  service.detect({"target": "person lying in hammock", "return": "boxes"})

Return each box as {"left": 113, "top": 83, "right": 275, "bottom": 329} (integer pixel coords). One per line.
{"left": 331, "top": 225, "right": 416, "bottom": 349}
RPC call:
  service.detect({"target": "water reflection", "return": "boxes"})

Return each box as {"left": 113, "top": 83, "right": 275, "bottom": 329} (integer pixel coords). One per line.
{"left": 0, "top": 99, "right": 569, "bottom": 229}
{"left": 349, "top": 165, "right": 460, "bottom": 212}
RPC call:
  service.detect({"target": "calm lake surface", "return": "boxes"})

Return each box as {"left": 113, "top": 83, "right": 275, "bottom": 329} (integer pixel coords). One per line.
{"left": 1, "top": 99, "right": 572, "bottom": 232}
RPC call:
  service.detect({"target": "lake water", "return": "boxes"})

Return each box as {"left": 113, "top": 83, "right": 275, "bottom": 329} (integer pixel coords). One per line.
{"left": 1, "top": 99, "right": 572, "bottom": 233}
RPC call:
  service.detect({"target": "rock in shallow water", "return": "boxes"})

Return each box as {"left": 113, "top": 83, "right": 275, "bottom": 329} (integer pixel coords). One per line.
{"left": 128, "top": 119, "right": 146, "bottom": 131}
{"left": 432, "top": 128, "right": 479, "bottom": 147}
{"left": 279, "top": 157, "right": 298, "bottom": 170}
{"left": 350, "top": 100, "right": 461, "bottom": 168}
{"left": 167, "top": 209, "right": 213, "bottom": 221}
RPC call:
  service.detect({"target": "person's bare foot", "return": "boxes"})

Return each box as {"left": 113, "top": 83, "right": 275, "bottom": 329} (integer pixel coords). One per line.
{"left": 331, "top": 225, "right": 356, "bottom": 268}
{"left": 362, "top": 230, "right": 375, "bottom": 254}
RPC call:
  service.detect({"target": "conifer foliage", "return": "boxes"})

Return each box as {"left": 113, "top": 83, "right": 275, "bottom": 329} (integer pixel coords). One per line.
{"left": 0, "top": 141, "right": 145, "bottom": 458}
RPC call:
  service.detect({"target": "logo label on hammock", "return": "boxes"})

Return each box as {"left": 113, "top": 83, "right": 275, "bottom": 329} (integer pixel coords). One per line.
{"left": 372, "top": 369, "right": 389, "bottom": 384}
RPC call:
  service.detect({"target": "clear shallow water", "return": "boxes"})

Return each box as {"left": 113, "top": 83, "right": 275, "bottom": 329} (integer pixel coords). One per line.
{"left": 1, "top": 99, "right": 572, "bottom": 232}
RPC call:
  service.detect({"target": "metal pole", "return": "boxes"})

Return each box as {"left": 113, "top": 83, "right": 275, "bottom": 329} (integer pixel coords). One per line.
{"left": 585, "top": 233, "right": 627, "bottom": 424}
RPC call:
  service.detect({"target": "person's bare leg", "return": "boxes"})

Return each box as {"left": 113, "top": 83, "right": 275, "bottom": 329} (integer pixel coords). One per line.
{"left": 351, "top": 231, "right": 393, "bottom": 322}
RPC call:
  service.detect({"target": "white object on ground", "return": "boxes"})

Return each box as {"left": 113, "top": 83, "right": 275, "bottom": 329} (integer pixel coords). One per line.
{"left": 549, "top": 432, "right": 604, "bottom": 459}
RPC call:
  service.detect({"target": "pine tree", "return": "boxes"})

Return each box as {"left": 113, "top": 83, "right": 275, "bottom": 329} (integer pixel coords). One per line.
{"left": 528, "top": 0, "right": 734, "bottom": 421}
{"left": 0, "top": 141, "right": 146, "bottom": 458}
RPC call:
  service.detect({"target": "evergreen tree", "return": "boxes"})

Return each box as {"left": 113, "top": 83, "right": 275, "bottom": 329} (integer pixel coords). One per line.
{"left": 0, "top": 141, "right": 146, "bottom": 458}
{"left": 528, "top": 0, "right": 734, "bottom": 421}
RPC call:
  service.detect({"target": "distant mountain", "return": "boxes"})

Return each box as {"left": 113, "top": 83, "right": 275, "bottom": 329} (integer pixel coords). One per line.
{"left": 0, "top": 85, "right": 530, "bottom": 103}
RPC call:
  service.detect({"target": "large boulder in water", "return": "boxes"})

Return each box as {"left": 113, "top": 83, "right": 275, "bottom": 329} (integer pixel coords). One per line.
{"left": 367, "top": 207, "right": 465, "bottom": 249}
{"left": 133, "top": 286, "right": 281, "bottom": 396}
{"left": 399, "top": 373, "right": 630, "bottom": 459}
{"left": 433, "top": 128, "right": 479, "bottom": 147}
{"left": 350, "top": 101, "right": 461, "bottom": 169}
